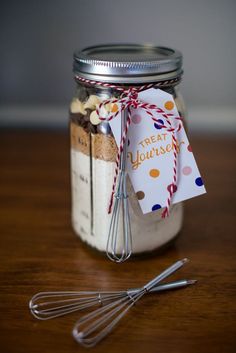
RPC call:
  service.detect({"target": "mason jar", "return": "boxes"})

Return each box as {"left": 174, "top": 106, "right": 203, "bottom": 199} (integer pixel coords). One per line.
{"left": 70, "top": 44, "right": 186, "bottom": 257}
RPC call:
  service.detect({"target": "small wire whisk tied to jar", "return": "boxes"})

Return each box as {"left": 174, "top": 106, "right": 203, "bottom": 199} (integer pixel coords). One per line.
{"left": 29, "top": 258, "right": 196, "bottom": 347}
{"left": 106, "top": 109, "right": 132, "bottom": 262}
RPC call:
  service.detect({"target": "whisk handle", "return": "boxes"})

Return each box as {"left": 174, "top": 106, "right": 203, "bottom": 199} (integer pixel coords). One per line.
{"left": 143, "top": 258, "right": 189, "bottom": 292}
{"left": 150, "top": 279, "right": 196, "bottom": 292}
{"left": 127, "top": 278, "right": 196, "bottom": 295}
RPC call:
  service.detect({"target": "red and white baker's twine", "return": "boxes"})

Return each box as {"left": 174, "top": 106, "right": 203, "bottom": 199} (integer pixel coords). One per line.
{"left": 75, "top": 75, "right": 183, "bottom": 218}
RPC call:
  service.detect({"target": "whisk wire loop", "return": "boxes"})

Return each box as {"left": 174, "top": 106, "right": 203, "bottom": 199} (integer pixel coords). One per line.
{"left": 106, "top": 109, "right": 132, "bottom": 263}
{"left": 73, "top": 289, "right": 145, "bottom": 347}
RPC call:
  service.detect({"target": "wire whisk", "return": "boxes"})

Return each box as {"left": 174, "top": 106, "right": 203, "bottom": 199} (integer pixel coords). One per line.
{"left": 106, "top": 109, "right": 132, "bottom": 263}
{"left": 73, "top": 258, "right": 193, "bottom": 347}
{"left": 29, "top": 279, "right": 195, "bottom": 320}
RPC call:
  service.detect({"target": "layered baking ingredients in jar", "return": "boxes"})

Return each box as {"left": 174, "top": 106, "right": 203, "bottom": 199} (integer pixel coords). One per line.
{"left": 69, "top": 44, "right": 205, "bottom": 257}
{"left": 70, "top": 87, "right": 183, "bottom": 253}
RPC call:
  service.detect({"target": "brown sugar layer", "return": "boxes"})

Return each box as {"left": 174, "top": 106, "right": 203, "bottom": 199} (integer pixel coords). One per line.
{"left": 92, "top": 133, "right": 118, "bottom": 162}
{"left": 71, "top": 122, "right": 118, "bottom": 162}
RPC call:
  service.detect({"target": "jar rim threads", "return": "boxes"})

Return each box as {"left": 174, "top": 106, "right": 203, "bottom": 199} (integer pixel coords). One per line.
{"left": 73, "top": 43, "right": 183, "bottom": 84}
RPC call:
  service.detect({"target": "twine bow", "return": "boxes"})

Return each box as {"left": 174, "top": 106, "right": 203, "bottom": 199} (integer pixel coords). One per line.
{"left": 76, "top": 76, "right": 183, "bottom": 218}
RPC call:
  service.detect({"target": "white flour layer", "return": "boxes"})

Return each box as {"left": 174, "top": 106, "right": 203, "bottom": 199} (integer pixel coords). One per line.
{"left": 71, "top": 149, "right": 183, "bottom": 253}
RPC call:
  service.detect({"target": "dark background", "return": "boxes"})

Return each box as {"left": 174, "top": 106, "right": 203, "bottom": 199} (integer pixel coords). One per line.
{"left": 0, "top": 0, "right": 235, "bottom": 131}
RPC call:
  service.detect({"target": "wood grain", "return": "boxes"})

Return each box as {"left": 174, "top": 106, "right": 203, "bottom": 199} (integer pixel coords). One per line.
{"left": 0, "top": 130, "right": 236, "bottom": 353}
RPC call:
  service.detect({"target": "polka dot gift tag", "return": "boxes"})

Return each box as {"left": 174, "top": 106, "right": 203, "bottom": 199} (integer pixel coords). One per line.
{"left": 109, "top": 88, "right": 206, "bottom": 214}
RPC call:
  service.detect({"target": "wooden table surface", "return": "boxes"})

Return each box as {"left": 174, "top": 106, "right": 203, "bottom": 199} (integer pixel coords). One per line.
{"left": 0, "top": 130, "right": 235, "bottom": 353}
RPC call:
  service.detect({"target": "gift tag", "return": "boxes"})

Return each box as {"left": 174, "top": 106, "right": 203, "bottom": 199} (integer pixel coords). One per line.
{"left": 109, "top": 88, "right": 206, "bottom": 214}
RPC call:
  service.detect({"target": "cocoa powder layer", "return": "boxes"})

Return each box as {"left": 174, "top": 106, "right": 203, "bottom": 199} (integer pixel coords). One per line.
{"left": 71, "top": 122, "right": 117, "bottom": 162}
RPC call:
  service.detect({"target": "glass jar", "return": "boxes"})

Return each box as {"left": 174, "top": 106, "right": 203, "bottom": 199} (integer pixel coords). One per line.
{"left": 70, "top": 44, "right": 186, "bottom": 256}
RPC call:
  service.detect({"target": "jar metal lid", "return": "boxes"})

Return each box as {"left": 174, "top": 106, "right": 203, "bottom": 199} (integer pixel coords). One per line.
{"left": 73, "top": 43, "right": 183, "bottom": 84}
